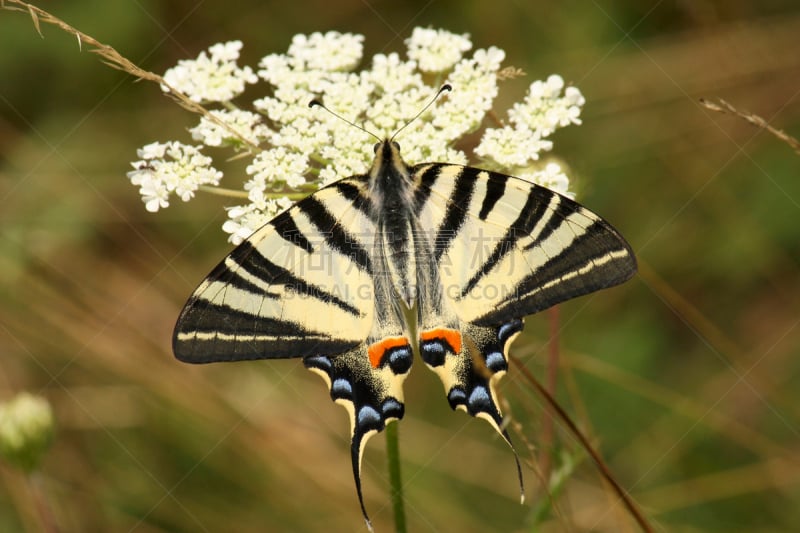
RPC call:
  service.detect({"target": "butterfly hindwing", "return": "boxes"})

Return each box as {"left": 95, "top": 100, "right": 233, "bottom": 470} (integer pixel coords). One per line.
{"left": 420, "top": 320, "right": 522, "bottom": 430}
{"left": 304, "top": 338, "right": 411, "bottom": 522}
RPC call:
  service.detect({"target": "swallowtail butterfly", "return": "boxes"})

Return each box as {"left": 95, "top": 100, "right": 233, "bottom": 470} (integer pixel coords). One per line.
{"left": 173, "top": 90, "right": 637, "bottom": 527}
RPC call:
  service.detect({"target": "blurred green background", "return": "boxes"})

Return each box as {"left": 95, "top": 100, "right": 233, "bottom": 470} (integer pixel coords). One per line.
{"left": 2, "top": 1, "right": 799, "bottom": 531}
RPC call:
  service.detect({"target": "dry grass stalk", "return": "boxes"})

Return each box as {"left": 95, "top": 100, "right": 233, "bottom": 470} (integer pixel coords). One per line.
{"left": 1, "top": 0, "right": 262, "bottom": 153}
{"left": 700, "top": 97, "right": 800, "bottom": 155}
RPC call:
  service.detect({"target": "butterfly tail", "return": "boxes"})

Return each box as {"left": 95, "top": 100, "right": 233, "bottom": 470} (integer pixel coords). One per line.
{"left": 304, "top": 342, "right": 410, "bottom": 527}
{"left": 350, "top": 429, "right": 374, "bottom": 531}
{"left": 421, "top": 318, "right": 526, "bottom": 499}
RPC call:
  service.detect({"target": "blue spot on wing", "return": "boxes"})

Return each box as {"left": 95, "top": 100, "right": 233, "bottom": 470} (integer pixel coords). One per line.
{"left": 485, "top": 352, "right": 507, "bottom": 372}
{"left": 332, "top": 378, "right": 353, "bottom": 398}
{"left": 448, "top": 387, "right": 467, "bottom": 409}
{"left": 420, "top": 341, "right": 446, "bottom": 367}
{"left": 498, "top": 319, "right": 523, "bottom": 341}
{"left": 305, "top": 355, "right": 332, "bottom": 372}
{"left": 468, "top": 385, "right": 492, "bottom": 412}
{"left": 387, "top": 347, "right": 413, "bottom": 374}
{"left": 381, "top": 398, "right": 404, "bottom": 419}
{"left": 357, "top": 405, "right": 382, "bottom": 430}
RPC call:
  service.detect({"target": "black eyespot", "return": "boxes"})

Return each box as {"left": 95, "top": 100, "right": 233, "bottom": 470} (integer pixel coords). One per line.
{"left": 373, "top": 142, "right": 380, "bottom": 154}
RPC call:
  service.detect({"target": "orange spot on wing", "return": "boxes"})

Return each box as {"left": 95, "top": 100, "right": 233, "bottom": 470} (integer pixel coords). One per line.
{"left": 367, "top": 337, "right": 409, "bottom": 368}
{"left": 421, "top": 328, "right": 462, "bottom": 354}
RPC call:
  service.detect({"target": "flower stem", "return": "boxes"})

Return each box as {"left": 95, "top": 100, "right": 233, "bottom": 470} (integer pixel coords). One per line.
{"left": 198, "top": 185, "right": 248, "bottom": 198}
{"left": 384, "top": 421, "right": 407, "bottom": 533}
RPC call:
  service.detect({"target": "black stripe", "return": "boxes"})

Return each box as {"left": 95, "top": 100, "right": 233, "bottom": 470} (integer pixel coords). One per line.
{"left": 271, "top": 211, "right": 314, "bottom": 254}
{"left": 181, "top": 336, "right": 354, "bottom": 362}
{"left": 515, "top": 187, "right": 558, "bottom": 236}
{"left": 434, "top": 167, "right": 478, "bottom": 261}
{"left": 475, "top": 226, "right": 635, "bottom": 325}
{"left": 299, "top": 196, "right": 372, "bottom": 273}
{"left": 460, "top": 186, "right": 551, "bottom": 297}
{"left": 233, "top": 241, "right": 362, "bottom": 316}
{"left": 522, "top": 196, "right": 578, "bottom": 252}
{"left": 479, "top": 172, "right": 508, "bottom": 220}
{"left": 177, "top": 300, "right": 314, "bottom": 338}
{"left": 202, "top": 256, "right": 281, "bottom": 298}
{"left": 334, "top": 180, "right": 373, "bottom": 219}
{"left": 412, "top": 164, "right": 442, "bottom": 211}
{"left": 174, "top": 300, "right": 356, "bottom": 362}
{"left": 515, "top": 222, "right": 629, "bottom": 297}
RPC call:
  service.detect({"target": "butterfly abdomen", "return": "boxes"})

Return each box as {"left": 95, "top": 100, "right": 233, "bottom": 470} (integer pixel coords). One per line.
{"left": 368, "top": 141, "right": 425, "bottom": 309}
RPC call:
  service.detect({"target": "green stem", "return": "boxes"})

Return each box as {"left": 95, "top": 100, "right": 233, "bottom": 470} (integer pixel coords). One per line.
{"left": 198, "top": 185, "right": 312, "bottom": 201}
{"left": 385, "top": 421, "right": 407, "bottom": 533}
{"left": 198, "top": 185, "right": 248, "bottom": 198}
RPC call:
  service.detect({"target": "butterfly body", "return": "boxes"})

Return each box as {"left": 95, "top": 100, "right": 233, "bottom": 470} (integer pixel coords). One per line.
{"left": 173, "top": 139, "right": 636, "bottom": 526}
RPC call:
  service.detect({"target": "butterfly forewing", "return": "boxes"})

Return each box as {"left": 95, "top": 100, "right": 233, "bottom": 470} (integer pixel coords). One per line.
{"left": 173, "top": 177, "right": 376, "bottom": 363}
{"left": 415, "top": 163, "right": 637, "bottom": 325}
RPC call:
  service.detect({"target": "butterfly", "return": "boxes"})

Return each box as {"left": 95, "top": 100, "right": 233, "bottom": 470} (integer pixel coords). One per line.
{"left": 172, "top": 95, "right": 637, "bottom": 528}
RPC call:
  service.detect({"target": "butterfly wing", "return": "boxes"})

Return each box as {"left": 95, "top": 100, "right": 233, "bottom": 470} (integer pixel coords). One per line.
{"left": 417, "top": 164, "right": 636, "bottom": 325}
{"left": 173, "top": 176, "right": 412, "bottom": 526}
{"left": 173, "top": 177, "right": 378, "bottom": 362}
{"left": 414, "top": 162, "right": 636, "bottom": 438}
{"left": 304, "top": 339, "right": 410, "bottom": 525}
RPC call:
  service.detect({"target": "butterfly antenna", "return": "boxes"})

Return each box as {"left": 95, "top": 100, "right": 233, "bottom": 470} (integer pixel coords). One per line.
{"left": 390, "top": 83, "right": 452, "bottom": 142}
{"left": 308, "top": 99, "right": 381, "bottom": 143}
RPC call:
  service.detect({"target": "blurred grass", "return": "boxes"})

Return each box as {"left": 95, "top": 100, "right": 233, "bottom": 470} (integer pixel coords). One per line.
{"left": 2, "top": 1, "right": 800, "bottom": 531}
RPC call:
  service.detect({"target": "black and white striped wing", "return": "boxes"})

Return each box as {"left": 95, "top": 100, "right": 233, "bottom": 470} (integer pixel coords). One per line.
{"left": 173, "top": 151, "right": 637, "bottom": 526}
{"left": 173, "top": 177, "right": 376, "bottom": 363}
{"left": 174, "top": 177, "right": 414, "bottom": 523}
{"left": 417, "top": 163, "right": 636, "bottom": 325}
{"left": 414, "top": 162, "right": 636, "bottom": 438}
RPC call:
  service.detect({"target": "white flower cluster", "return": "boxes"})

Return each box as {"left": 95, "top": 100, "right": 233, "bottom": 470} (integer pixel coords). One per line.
{"left": 162, "top": 41, "right": 257, "bottom": 103}
{"left": 127, "top": 141, "right": 222, "bottom": 212}
{"left": 519, "top": 162, "right": 574, "bottom": 199}
{"left": 190, "top": 109, "right": 271, "bottom": 147}
{"left": 222, "top": 197, "right": 295, "bottom": 245}
{"left": 215, "top": 148, "right": 309, "bottom": 239}
{"left": 131, "top": 30, "right": 586, "bottom": 243}
{"left": 406, "top": 28, "right": 472, "bottom": 72}
{"left": 475, "top": 74, "right": 585, "bottom": 170}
